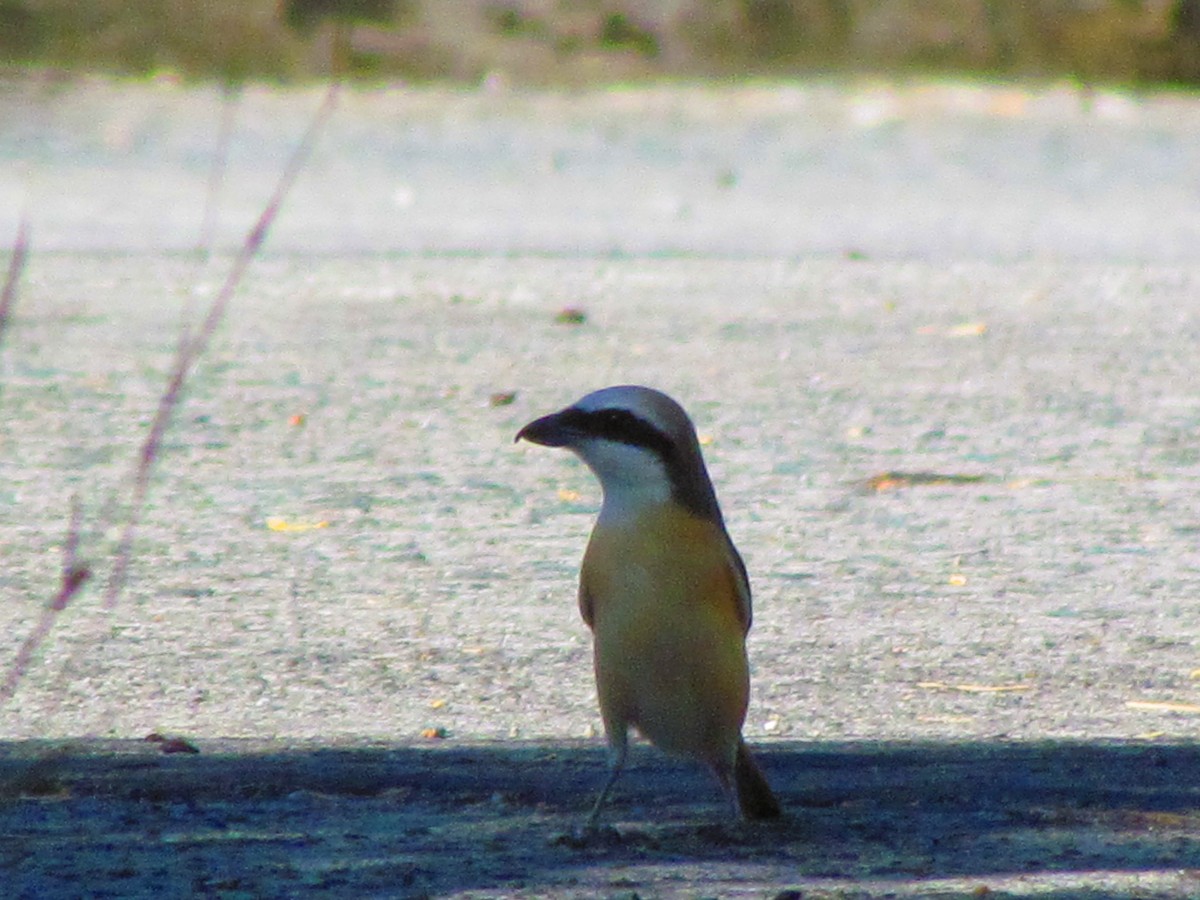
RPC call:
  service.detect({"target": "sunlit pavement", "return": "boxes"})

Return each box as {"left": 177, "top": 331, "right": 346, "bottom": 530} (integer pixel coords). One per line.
{"left": 2, "top": 77, "right": 1199, "bottom": 898}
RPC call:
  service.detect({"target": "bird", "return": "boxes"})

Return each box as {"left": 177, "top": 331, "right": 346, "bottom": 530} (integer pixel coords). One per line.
{"left": 516, "top": 385, "right": 781, "bottom": 826}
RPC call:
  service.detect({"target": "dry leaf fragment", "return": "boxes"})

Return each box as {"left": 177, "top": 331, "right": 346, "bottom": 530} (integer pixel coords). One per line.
{"left": 489, "top": 391, "right": 517, "bottom": 407}
{"left": 555, "top": 307, "right": 587, "bottom": 325}
{"left": 1122, "top": 810, "right": 1191, "bottom": 829}
{"left": 1125, "top": 700, "right": 1200, "bottom": 714}
{"left": 420, "top": 727, "right": 448, "bottom": 739}
{"left": 266, "top": 517, "right": 329, "bottom": 533}
{"left": 948, "top": 321, "right": 988, "bottom": 337}
{"left": 159, "top": 738, "right": 200, "bottom": 754}
{"left": 556, "top": 488, "right": 581, "bottom": 502}
{"left": 917, "top": 681, "right": 1032, "bottom": 694}
{"left": 916, "top": 322, "right": 988, "bottom": 337}
{"left": 860, "top": 471, "right": 987, "bottom": 493}
{"left": 144, "top": 733, "right": 199, "bottom": 754}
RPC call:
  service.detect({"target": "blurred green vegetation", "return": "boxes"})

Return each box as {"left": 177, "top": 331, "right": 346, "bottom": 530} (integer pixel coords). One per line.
{"left": 2, "top": 0, "right": 1200, "bottom": 85}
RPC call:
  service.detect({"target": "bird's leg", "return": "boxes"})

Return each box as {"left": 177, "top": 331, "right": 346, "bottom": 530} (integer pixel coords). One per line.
{"left": 585, "top": 732, "right": 628, "bottom": 830}
{"left": 711, "top": 761, "right": 741, "bottom": 820}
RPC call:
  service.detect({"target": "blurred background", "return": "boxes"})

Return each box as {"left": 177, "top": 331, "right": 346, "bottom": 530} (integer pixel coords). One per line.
{"left": 3, "top": 0, "right": 1200, "bottom": 86}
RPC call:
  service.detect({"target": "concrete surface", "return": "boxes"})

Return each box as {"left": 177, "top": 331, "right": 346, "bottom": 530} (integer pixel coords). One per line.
{"left": 1, "top": 77, "right": 1199, "bottom": 897}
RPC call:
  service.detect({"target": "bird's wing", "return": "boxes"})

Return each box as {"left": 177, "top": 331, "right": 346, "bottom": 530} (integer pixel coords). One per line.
{"left": 723, "top": 531, "right": 753, "bottom": 635}
{"left": 578, "top": 580, "right": 596, "bottom": 630}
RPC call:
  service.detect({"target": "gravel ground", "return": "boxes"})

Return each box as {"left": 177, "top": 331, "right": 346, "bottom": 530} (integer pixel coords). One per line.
{"left": 1, "top": 78, "right": 1200, "bottom": 897}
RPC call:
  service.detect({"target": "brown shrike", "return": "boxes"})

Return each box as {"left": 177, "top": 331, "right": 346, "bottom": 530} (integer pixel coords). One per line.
{"left": 517, "top": 385, "right": 781, "bottom": 826}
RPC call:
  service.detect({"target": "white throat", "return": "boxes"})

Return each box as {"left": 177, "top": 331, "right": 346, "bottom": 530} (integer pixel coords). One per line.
{"left": 572, "top": 439, "right": 673, "bottom": 526}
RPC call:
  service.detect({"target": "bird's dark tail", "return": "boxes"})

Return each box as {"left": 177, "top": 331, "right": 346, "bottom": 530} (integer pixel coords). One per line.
{"left": 734, "top": 739, "right": 782, "bottom": 819}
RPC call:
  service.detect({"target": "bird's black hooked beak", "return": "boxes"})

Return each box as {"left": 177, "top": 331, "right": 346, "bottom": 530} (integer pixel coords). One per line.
{"left": 515, "top": 409, "right": 578, "bottom": 447}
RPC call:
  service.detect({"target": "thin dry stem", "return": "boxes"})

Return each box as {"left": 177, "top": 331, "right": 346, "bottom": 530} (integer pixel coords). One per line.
{"left": 0, "top": 85, "right": 339, "bottom": 709}
{"left": 0, "top": 213, "right": 30, "bottom": 358}
{"left": 197, "top": 84, "right": 240, "bottom": 260}
{"left": 0, "top": 497, "right": 90, "bottom": 706}
{"left": 103, "top": 83, "right": 340, "bottom": 609}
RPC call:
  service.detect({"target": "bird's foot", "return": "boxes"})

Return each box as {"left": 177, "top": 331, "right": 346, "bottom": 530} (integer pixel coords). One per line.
{"left": 550, "top": 822, "right": 625, "bottom": 849}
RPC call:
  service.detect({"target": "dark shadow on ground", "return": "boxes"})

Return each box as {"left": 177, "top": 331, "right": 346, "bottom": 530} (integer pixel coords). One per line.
{"left": 1, "top": 737, "right": 1198, "bottom": 897}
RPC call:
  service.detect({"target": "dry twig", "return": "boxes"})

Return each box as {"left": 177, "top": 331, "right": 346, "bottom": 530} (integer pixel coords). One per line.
{"left": 0, "top": 497, "right": 91, "bottom": 705}
{"left": 103, "top": 84, "right": 339, "bottom": 609}
{"left": 0, "top": 212, "right": 30, "bottom": 359}
{"left": 0, "top": 86, "right": 340, "bottom": 708}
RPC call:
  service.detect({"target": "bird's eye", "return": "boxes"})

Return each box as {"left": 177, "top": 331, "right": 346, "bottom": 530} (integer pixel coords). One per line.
{"left": 582, "top": 407, "right": 673, "bottom": 457}
{"left": 595, "top": 409, "right": 634, "bottom": 434}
